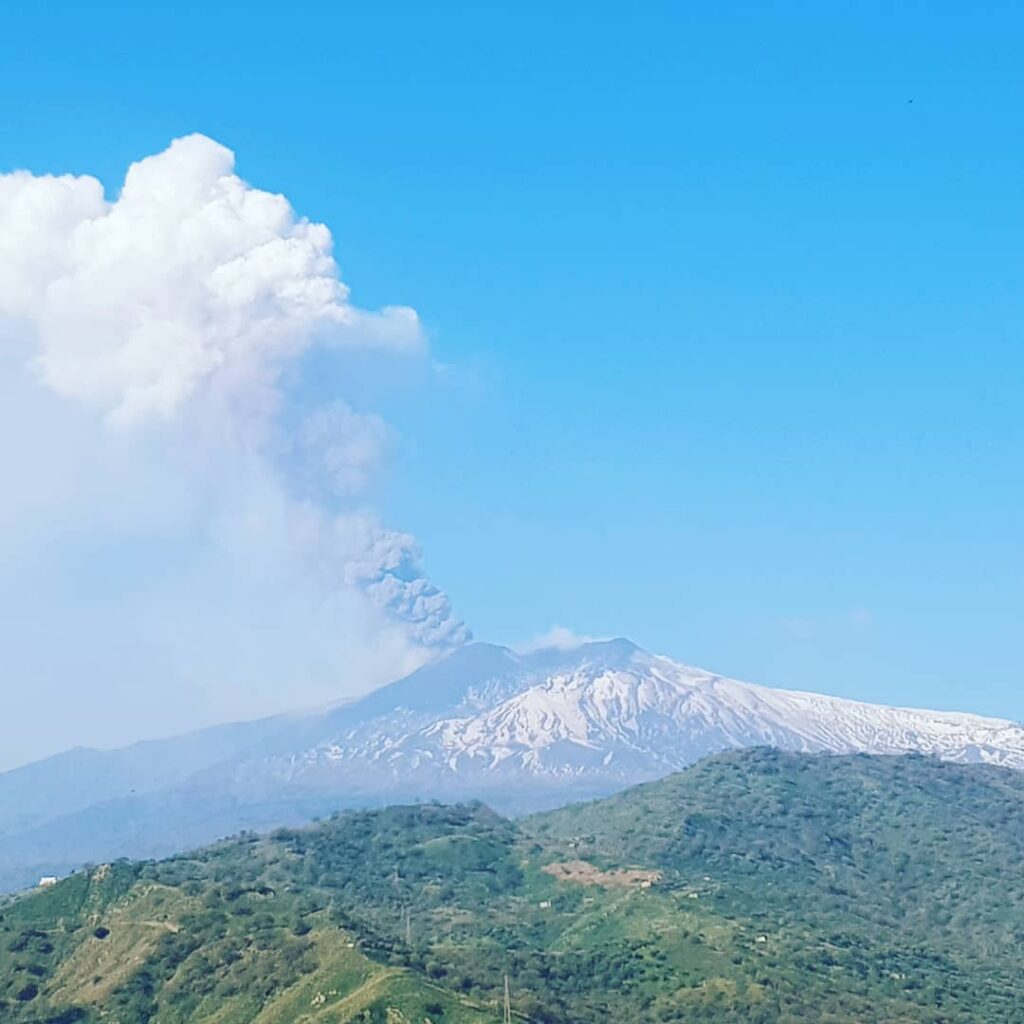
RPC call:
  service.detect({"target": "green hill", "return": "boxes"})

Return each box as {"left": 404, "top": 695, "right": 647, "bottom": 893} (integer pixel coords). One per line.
{"left": 2, "top": 750, "right": 1023, "bottom": 1023}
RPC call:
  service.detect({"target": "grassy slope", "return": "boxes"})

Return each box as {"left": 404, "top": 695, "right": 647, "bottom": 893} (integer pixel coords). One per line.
{"left": 1, "top": 750, "right": 1023, "bottom": 1023}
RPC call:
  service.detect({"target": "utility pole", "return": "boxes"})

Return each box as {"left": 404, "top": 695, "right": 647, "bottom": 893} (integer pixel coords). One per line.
{"left": 503, "top": 974, "right": 512, "bottom": 1024}
{"left": 405, "top": 906, "right": 412, "bottom": 945}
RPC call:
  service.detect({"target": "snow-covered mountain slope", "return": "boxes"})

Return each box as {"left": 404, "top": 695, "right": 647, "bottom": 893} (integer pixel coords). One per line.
{"left": 2, "top": 638, "right": 1023, "bottom": 890}
{"left": 243, "top": 639, "right": 1024, "bottom": 804}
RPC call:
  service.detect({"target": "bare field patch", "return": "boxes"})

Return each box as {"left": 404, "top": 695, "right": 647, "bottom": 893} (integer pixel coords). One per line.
{"left": 542, "top": 859, "right": 660, "bottom": 888}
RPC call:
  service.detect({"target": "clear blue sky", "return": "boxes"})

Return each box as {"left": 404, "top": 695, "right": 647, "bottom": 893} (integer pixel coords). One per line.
{"left": 2, "top": 2, "right": 1022, "bottom": 732}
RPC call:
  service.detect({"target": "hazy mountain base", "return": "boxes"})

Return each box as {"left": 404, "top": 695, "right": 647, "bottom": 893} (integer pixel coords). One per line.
{"left": 6, "top": 639, "right": 1024, "bottom": 894}
{"left": 2, "top": 749, "right": 1023, "bottom": 1023}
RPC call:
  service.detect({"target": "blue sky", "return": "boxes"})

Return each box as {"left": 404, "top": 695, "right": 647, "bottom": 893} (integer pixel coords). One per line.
{"left": 1, "top": 2, "right": 1022, "bottom": 762}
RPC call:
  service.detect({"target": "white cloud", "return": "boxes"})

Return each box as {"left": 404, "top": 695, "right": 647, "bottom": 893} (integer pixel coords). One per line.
{"left": 520, "top": 625, "right": 600, "bottom": 652}
{"left": 0, "top": 135, "right": 467, "bottom": 766}
{"left": 0, "top": 133, "right": 422, "bottom": 428}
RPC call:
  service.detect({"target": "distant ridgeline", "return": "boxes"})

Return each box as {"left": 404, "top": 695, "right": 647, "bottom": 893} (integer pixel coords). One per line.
{"left": 2, "top": 749, "right": 1024, "bottom": 1023}
{"left": 4, "top": 639, "right": 1024, "bottom": 896}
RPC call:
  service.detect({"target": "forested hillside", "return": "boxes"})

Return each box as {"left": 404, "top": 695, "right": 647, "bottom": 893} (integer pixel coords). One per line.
{"left": 2, "top": 750, "right": 1023, "bottom": 1023}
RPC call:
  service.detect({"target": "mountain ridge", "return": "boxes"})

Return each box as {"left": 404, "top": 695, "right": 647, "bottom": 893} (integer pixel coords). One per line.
{"left": 2, "top": 637, "right": 1023, "bottom": 891}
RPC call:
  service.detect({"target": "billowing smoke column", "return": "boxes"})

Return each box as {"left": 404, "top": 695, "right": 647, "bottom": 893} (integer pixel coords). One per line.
{"left": 0, "top": 134, "right": 469, "bottom": 669}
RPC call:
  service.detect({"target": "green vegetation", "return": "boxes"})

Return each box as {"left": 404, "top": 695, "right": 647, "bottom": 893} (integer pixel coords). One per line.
{"left": 1, "top": 750, "right": 1023, "bottom": 1022}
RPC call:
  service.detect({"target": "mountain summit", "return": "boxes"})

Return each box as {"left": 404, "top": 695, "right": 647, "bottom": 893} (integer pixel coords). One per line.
{"left": 264, "top": 638, "right": 1024, "bottom": 806}
{"left": 1, "top": 638, "right": 1023, "bottom": 889}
